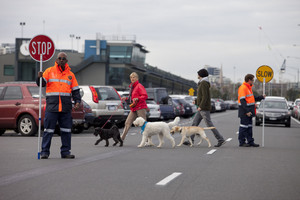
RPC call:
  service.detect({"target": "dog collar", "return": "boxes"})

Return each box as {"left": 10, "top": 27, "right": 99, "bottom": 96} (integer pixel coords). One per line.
{"left": 141, "top": 121, "right": 148, "bottom": 134}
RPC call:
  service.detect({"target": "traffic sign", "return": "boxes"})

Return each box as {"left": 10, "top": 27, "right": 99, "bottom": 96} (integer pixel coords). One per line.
{"left": 188, "top": 88, "right": 195, "bottom": 96}
{"left": 256, "top": 65, "right": 274, "bottom": 83}
{"left": 29, "top": 35, "right": 55, "bottom": 62}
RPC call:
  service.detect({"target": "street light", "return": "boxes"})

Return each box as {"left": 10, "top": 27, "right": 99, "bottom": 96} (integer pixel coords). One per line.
{"left": 286, "top": 57, "right": 300, "bottom": 88}
{"left": 69, "top": 34, "right": 75, "bottom": 52}
{"left": 76, "top": 36, "right": 81, "bottom": 52}
{"left": 20, "top": 22, "right": 25, "bottom": 38}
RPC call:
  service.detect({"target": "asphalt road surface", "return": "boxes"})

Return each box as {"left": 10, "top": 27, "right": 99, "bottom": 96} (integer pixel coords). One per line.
{"left": 1, "top": 110, "right": 300, "bottom": 200}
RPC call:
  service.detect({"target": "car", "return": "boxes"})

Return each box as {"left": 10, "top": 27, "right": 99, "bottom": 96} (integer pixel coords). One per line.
{"left": 224, "top": 100, "right": 239, "bottom": 110}
{"left": 0, "top": 82, "right": 85, "bottom": 136}
{"left": 211, "top": 98, "right": 227, "bottom": 112}
{"left": 172, "top": 98, "right": 193, "bottom": 118}
{"left": 172, "top": 99, "right": 185, "bottom": 116}
{"left": 82, "top": 100, "right": 95, "bottom": 130}
{"left": 255, "top": 96, "right": 291, "bottom": 127}
{"left": 79, "top": 85, "right": 124, "bottom": 128}
{"left": 146, "top": 88, "right": 175, "bottom": 120}
{"left": 292, "top": 98, "right": 300, "bottom": 119}
{"left": 170, "top": 95, "right": 197, "bottom": 114}
{"left": 146, "top": 99, "right": 161, "bottom": 121}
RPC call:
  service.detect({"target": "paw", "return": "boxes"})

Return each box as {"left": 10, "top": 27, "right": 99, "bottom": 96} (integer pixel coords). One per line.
{"left": 177, "top": 144, "right": 182, "bottom": 146}
{"left": 137, "top": 145, "right": 143, "bottom": 148}
{"left": 105, "top": 145, "right": 109, "bottom": 147}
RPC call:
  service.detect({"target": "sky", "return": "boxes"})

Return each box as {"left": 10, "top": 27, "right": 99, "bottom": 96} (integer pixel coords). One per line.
{"left": 1, "top": 0, "right": 300, "bottom": 84}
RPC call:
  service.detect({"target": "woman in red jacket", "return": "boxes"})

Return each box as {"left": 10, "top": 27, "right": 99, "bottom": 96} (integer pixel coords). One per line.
{"left": 121, "top": 72, "right": 148, "bottom": 141}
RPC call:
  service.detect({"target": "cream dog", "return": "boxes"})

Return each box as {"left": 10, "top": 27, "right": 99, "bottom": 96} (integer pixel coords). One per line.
{"left": 133, "top": 117, "right": 175, "bottom": 148}
{"left": 170, "top": 126, "right": 213, "bottom": 147}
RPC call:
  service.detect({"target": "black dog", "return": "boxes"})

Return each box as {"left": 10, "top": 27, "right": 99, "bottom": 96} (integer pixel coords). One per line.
{"left": 93, "top": 125, "right": 123, "bottom": 147}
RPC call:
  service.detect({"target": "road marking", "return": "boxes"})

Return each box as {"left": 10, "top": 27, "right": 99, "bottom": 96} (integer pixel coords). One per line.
{"left": 156, "top": 172, "right": 182, "bottom": 186}
{"left": 226, "top": 138, "right": 232, "bottom": 141}
{"left": 207, "top": 149, "right": 217, "bottom": 154}
{"left": 292, "top": 117, "right": 300, "bottom": 124}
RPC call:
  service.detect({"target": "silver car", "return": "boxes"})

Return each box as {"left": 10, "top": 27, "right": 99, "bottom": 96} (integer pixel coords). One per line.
{"left": 79, "top": 85, "right": 124, "bottom": 127}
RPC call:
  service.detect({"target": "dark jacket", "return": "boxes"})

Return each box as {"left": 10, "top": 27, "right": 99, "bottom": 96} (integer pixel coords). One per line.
{"left": 195, "top": 77, "right": 211, "bottom": 111}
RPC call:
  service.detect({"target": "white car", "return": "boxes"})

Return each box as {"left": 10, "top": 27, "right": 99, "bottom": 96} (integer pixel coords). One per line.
{"left": 79, "top": 85, "right": 125, "bottom": 127}
{"left": 146, "top": 100, "right": 161, "bottom": 121}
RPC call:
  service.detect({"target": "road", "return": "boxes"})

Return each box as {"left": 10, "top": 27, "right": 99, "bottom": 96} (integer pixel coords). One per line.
{"left": 0, "top": 110, "right": 300, "bottom": 200}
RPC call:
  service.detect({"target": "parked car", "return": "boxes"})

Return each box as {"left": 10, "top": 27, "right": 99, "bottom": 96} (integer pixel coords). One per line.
{"left": 211, "top": 98, "right": 227, "bottom": 112}
{"left": 172, "top": 99, "right": 185, "bottom": 116}
{"left": 210, "top": 99, "right": 216, "bottom": 113}
{"left": 292, "top": 98, "right": 300, "bottom": 119}
{"left": 146, "top": 99, "right": 161, "bottom": 121}
{"left": 172, "top": 98, "right": 193, "bottom": 118}
{"left": 82, "top": 100, "right": 95, "bottom": 130}
{"left": 0, "top": 82, "right": 85, "bottom": 136}
{"left": 79, "top": 85, "right": 125, "bottom": 128}
{"left": 170, "top": 95, "right": 197, "bottom": 114}
{"left": 255, "top": 96, "right": 291, "bottom": 127}
{"left": 117, "top": 91, "right": 130, "bottom": 126}
{"left": 224, "top": 100, "right": 239, "bottom": 110}
{"left": 146, "top": 88, "right": 175, "bottom": 120}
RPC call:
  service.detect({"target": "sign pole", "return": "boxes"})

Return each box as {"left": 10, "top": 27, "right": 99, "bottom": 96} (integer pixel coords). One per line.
{"left": 37, "top": 54, "right": 43, "bottom": 159}
{"left": 262, "top": 78, "right": 265, "bottom": 147}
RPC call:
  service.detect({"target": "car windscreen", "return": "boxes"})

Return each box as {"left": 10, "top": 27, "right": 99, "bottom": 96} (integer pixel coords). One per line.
{"left": 260, "top": 101, "right": 288, "bottom": 109}
{"left": 96, "top": 87, "right": 120, "bottom": 100}
{"left": 28, "top": 86, "right": 46, "bottom": 98}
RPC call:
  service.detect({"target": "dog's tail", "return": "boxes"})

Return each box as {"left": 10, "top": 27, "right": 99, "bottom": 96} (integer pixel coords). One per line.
{"left": 168, "top": 117, "right": 180, "bottom": 129}
{"left": 203, "top": 127, "right": 216, "bottom": 130}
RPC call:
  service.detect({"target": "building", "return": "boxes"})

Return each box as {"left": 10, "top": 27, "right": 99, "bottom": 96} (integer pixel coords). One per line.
{"left": 0, "top": 36, "right": 197, "bottom": 95}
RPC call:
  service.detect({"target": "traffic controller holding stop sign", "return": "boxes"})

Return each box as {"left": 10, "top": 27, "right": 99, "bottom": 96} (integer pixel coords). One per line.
{"left": 29, "top": 35, "right": 55, "bottom": 62}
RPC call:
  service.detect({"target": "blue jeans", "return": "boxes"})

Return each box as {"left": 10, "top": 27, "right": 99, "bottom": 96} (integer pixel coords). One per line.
{"left": 41, "top": 112, "right": 72, "bottom": 156}
{"left": 238, "top": 116, "right": 254, "bottom": 145}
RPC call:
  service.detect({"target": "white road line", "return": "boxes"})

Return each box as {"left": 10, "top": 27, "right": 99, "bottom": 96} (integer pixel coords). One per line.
{"left": 292, "top": 117, "right": 300, "bottom": 124}
{"left": 156, "top": 172, "right": 182, "bottom": 186}
{"left": 226, "top": 138, "right": 233, "bottom": 141}
{"left": 207, "top": 149, "right": 217, "bottom": 154}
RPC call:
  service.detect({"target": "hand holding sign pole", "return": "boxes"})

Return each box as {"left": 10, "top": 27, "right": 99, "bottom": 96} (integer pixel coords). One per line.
{"left": 256, "top": 65, "right": 274, "bottom": 147}
{"left": 29, "top": 35, "right": 55, "bottom": 159}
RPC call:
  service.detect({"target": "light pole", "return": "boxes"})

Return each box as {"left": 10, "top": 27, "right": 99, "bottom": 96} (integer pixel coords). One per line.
{"left": 76, "top": 36, "right": 81, "bottom": 52}
{"left": 20, "top": 22, "right": 25, "bottom": 38}
{"left": 70, "top": 34, "right": 75, "bottom": 52}
{"left": 286, "top": 56, "right": 300, "bottom": 88}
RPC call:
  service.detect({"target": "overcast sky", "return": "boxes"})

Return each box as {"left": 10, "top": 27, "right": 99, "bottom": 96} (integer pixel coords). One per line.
{"left": 1, "top": 0, "right": 300, "bottom": 84}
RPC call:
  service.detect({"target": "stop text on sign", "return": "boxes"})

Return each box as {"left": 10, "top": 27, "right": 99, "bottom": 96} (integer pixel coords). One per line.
{"left": 30, "top": 41, "right": 52, "bottom": 56}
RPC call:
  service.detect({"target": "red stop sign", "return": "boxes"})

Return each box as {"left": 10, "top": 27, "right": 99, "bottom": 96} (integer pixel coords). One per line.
{"left": 29, "top": 35, "right": 55, "bottom": 62}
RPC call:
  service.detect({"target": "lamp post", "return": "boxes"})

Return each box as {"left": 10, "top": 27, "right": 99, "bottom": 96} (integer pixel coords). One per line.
{"left": 286, "top": 56, "right": 300, "bottom": 88}
{"left": 76, "top": 36, "right": 81, "bottom": 52}
{"left": 20, "top": 22, "right": 25, "bottom": 38}
{"left": 69, "top": 34, "right": 75, "bottom": 52}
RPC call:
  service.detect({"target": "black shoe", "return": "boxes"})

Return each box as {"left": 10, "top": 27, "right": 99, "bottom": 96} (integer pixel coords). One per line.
{"left": 239, "top": 143, "right": 250, "bottom": 147}
{"left": 41, "top": 154, "right": 49, "bottom": 159}
{"left": 183, "top": 141, "right": 191, "bottom": 146}
{"left": 61, "top": 154, "right": 75, "bottom": 159}
{"left": 214, "top": 140, "right": 226, "bottom": 147}
{"left": 249, "top": 143, "right": 260, "bottom": 147}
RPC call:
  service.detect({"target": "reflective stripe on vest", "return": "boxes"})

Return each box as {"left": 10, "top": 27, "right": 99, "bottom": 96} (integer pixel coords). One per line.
{"left": 46, "top": 92, "right": 71, "bottom": 96}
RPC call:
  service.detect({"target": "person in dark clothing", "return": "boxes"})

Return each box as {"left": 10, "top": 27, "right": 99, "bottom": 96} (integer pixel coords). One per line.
{"left": 238, "top": 74, "right": 265, "bottom": 147}
{"left": 184, "top": 68, "right": 226, "bottom": 147}
{"left": 36, "top": 52, "right": 81, "bottom": 159}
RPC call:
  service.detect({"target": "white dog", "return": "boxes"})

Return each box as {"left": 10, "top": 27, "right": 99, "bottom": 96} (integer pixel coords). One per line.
{"left": 167, "top": 116, "right": 180, "bottom": 129}
{"left": 170, "top": 126, "right": 213, "bottom": 147}
{"left": 133, "top": 117, "right": 176, "bottom": 148}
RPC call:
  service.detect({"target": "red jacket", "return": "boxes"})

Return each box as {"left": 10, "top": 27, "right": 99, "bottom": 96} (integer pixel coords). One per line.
{"left": 129, "top": 81, "right": 148, "bottom": 112}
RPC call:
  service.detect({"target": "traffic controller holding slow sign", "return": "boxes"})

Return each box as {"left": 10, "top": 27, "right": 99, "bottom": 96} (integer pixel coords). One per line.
{"left": 256, "top": 65, "right": 273, "bottom": 83}
{"left": 29, "top": 34, "right": 55, "bottom": 62}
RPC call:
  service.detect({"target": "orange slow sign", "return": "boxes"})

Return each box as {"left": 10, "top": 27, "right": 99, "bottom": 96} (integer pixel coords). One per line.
{"left": 256, "top": 65, "right": 274, "bottom": 83}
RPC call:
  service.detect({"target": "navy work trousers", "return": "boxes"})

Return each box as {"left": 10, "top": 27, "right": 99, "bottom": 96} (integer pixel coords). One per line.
{"left": 41, "top": 112, "right": 72, "bottom": 156}
{"left": 238, "top": 116, "right": 255, "bottom": 145}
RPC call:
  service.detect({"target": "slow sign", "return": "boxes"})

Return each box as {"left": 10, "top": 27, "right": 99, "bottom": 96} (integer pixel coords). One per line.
{"left": 256, "top": 65, "right": 273, "bottom": 83}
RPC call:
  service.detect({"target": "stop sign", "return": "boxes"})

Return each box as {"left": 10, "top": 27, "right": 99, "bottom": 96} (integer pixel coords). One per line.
{"left": 29, "top": 35, "right": 55, "bottom": 62}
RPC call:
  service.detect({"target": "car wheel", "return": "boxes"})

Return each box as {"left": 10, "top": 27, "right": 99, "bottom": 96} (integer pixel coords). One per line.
{"left": 18, "top": 115, "right": 37, "bottom": 136}
{"left": 285, "top": 121, "right": 291, "bottom": 127}
{"left": 255, "top": 121, "right": 260, "bottom": 126}
{"left": 0, "top": 129, "right": 5, "bottom": 136}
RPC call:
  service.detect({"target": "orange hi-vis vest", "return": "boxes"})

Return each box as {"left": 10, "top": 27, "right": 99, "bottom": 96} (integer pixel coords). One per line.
{"left": 42, "top": 62, "right": 79, "bottom": 112}
{"left": 238, "top": 82, "right": 255, "bottom": 106}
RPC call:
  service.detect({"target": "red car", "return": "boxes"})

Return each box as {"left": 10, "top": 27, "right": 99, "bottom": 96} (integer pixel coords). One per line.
{"left": 0, "top": 82, "right": 84, "bottom": 136}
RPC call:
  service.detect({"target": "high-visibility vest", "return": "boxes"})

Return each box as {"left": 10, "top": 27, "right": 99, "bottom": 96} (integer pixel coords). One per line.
{"left": 42, "top": 62, "right": 79, "bottom": 112}
{"left": 238, "top": 82, "right": 255, "bottom": 106}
